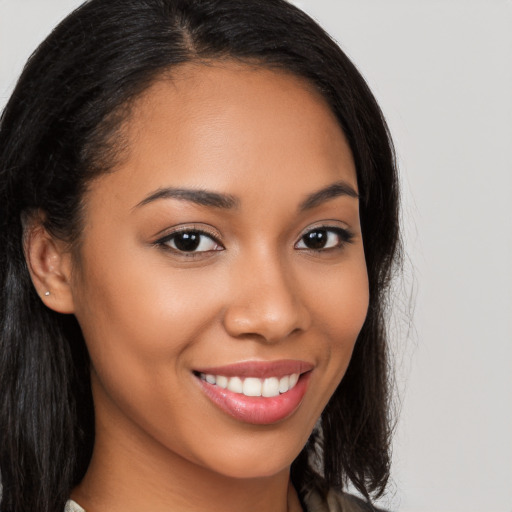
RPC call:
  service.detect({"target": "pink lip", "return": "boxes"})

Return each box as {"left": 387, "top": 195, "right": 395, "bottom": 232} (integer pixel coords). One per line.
{"left": 194, "top": 359, "right": 314, "bottom": 379}
{"left": 193, "top": 360, "right": 313, "bottom": 425}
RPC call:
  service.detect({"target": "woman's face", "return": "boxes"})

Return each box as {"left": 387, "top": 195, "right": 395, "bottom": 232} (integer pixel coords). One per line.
{"left": 70, "top": 62, "right": 369, "bottom": 479}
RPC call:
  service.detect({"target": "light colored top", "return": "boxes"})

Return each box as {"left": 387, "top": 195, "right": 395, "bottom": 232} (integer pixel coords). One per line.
{"left": 64, "top": 501, "right": 85, "bottom": 512}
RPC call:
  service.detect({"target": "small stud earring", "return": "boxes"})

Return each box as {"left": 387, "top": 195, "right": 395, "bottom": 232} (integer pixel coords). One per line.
{"left": 44, "top": 291, "right": 50, "bottom": 296}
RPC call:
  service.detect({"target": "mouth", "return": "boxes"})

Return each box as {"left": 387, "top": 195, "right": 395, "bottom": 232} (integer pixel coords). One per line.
{"left": 197, "top": 372, "right": 300, "bottom": 397}
{"left": 193, "top": 360, "right": 313, "bottom": 425}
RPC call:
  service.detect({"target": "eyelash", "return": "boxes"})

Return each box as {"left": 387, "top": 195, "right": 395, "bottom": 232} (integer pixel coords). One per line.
{"left": 154, "top": 227, "right": 223, "bottom": 258}
{"left": 154, "top": 224, "right": 354, "bottom": 257}
{"left": 295, "top": 225, "right": 354, "bottom": 252}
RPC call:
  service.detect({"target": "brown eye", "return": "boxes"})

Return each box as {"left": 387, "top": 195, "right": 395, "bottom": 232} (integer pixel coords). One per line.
{"left": 302, "top": 229, "right": 329, "bottom": 250}
{"left": 172, "top": 232, "right": 202, "bottom": 252}
{"left": 159, "top": 230, "right": 221, "bottom": 253}
{"left": 295, "top": 227, "right": 353, "bottom": 251}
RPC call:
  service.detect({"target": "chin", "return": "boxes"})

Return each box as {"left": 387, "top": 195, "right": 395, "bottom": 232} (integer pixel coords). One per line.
{"left": 194, "top": 432, "right": 307, "bottom": 480}
{"left": 208, "top": 458, "right": 292, "bottom": 480}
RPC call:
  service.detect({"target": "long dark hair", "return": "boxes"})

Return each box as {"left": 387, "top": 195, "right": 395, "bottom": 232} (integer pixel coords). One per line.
{"left": 0, "top": 1, "right": 400, "bottom": 511}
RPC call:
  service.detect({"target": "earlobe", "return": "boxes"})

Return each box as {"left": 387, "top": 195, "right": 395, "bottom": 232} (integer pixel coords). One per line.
{"left": 23, "top": 213, "right": 76, "bottom": 314}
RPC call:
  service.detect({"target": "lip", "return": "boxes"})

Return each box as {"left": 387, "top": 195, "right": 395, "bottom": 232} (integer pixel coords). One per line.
{"left": 194, "top": 359, "right": 314, "bottom": 379}
{"left": 193, "top": 360, "right": 314, "bottom": 425}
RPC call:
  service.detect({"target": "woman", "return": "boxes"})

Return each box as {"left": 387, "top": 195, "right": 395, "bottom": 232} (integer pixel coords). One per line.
{"left": 0, "top": 1, "right": 400, "bottom": 511}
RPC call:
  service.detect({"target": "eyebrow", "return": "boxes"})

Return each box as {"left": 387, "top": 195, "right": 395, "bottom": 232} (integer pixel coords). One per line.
{"left": 299, "top": 181, "right": 359, "bottom": 211}
{"left": 134, "top": 180, "right": 358, "bottom": 212}
{"left": 134, "top": 187, "right": 239, "bottom": 210}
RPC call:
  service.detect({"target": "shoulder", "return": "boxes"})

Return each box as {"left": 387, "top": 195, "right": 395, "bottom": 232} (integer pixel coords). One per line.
{"left": 302, "top": 481, "right": 389, "bottom": 512}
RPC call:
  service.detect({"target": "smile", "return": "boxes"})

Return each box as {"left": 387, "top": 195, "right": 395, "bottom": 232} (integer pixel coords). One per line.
{"left": 198, "top": 373, "right": 300, "bottom": 397}
{"left": 194, "top": 360, "right": 313, "bottom": 425}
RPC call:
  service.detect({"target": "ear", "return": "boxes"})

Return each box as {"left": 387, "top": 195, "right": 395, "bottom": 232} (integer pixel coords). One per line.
{"left": 23, "top": 212, "right": 76, "bottom": 314}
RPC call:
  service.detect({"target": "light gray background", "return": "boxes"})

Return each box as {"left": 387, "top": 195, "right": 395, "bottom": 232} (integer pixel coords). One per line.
{"left": 1, "top": 1, "right": 511, "bottom": 511}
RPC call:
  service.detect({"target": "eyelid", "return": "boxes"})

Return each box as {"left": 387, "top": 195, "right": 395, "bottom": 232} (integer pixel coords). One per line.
{"left": 153, "top": 223, "right": 222, "bottom": 242}
{"left": 297, "top": 220, "right": 352, "bottom": 238}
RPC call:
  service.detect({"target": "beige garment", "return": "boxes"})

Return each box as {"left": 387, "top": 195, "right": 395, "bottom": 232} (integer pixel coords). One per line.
{"left": 64, "top": 500, "right": 85, "bottom": 512}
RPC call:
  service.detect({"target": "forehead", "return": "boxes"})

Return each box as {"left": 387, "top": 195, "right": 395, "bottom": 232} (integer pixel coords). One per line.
{"left": 86, "top": 61, "right": 357, "bottom": 211}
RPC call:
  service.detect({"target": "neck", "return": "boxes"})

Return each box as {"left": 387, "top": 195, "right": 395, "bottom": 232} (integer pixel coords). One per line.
{"left": 72, "top": 410, "right": 303, "bottom": 512}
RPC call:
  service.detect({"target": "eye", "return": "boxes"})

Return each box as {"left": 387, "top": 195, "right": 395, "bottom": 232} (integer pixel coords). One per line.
{"left": 157, "top": 229, "right": 222, "bottom": 254}
{"left": 295, "top": 226, "right": 353, "bottom": 251}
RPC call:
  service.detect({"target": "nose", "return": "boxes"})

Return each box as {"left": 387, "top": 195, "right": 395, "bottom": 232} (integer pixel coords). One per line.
{"left": 222, "top": 252, "right": 311, "bottom": 343}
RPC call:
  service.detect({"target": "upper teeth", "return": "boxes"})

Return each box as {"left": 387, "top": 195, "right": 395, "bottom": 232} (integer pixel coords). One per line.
{"left": 200, "top": 373, "right": 300, "bottom": 397}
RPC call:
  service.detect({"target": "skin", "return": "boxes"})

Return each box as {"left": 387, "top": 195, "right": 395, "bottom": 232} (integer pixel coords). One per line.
{"left": 26, "top": 62, "right": 369, "bottom": 512}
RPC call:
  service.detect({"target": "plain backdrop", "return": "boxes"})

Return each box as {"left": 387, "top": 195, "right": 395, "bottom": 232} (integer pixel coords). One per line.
{"left": 1, "top": 1, "right": 511, "bottom": 511}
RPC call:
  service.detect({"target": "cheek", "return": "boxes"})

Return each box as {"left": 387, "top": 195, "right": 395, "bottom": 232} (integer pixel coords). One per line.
{"left": 72, "top": 250, "right": 231, "bottom": 453}
{"left": 71, "top": 241, "right": 227, "bottom": 417}
{"left": 309, "top": 256, "right": 369, "bottom": 342}
{"left": 74, "top": 241, "right": 219, "bottom": 354}
{"left": 305, "top": 255, "right": 369, "bottom": 389}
